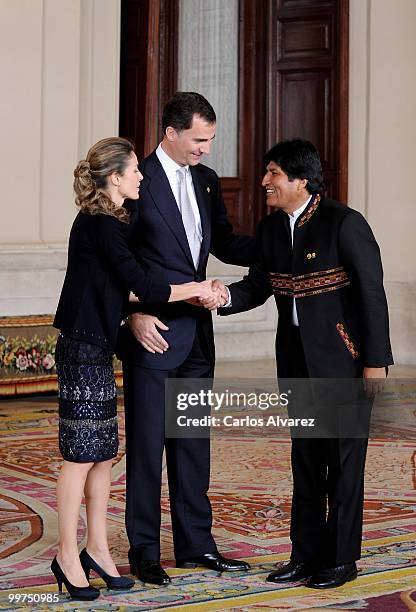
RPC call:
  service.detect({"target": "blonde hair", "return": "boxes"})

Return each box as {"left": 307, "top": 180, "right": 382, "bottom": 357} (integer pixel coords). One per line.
{"left": 73, "top": 137, "right": 135, "bottom": 223}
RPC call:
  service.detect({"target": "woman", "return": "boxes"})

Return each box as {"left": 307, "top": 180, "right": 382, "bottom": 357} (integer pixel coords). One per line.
{"left": 52, "top": 137, "right": 218, "bottom": 600}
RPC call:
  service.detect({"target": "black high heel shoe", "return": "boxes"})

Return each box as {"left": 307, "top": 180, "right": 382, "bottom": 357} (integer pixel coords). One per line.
{"left": 50, "top": 557, "right": 100, "bottom": 600}
{"left": 80, "top": 548, "right": 135, "bottom": 590}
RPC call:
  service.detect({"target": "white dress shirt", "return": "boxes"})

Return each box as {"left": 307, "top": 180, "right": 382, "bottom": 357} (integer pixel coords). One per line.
{"left": 156, "top": 144, "right": 203, "bottom": 243}
{"left": 288, "top": 196, "right": 312, "bottom": 325}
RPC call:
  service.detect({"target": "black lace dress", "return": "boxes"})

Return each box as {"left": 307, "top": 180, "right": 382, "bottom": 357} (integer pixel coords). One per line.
{"left": 55, "top": 334, "right": 118, "bottom": 463}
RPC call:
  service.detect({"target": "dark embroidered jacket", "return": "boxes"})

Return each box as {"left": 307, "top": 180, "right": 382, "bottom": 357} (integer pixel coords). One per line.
{"left": 220, "top": 195, "right": 393, "bottom": 377}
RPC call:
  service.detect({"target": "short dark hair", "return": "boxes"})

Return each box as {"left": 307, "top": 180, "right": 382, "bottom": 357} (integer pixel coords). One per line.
{"left": 162, "top": 91, "right": 216, "bottom": 134}
{"left": 264, "top": 139, "right": 325, "bottom": 194}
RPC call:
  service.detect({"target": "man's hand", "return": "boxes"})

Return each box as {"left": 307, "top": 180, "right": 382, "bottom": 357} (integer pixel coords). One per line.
{"left": 363, "top": 366, "right": 386, "bottom": 397}
{"left": 199, "top": 279, "right": 229, "bottom": 310}
{"left": 126, "top": 313, "right": 169, "bottom": 354}
{"left": 212, "top": 279, "right": 229, "bottom": 305}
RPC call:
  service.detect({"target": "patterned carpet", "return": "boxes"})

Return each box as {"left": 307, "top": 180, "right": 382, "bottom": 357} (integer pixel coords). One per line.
{"left": 0, "top": 394, "right": 415, "bottom": 611}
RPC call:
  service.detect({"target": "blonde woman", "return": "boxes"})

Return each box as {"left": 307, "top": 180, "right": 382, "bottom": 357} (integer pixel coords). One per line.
{"left": 52, "top": 137, "right": 219, "bottom": 600}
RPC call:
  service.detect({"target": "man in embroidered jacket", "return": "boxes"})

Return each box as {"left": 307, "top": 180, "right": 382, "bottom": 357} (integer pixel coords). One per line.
{"left": 218, "top": 139, "right": 393, "bottom": 589}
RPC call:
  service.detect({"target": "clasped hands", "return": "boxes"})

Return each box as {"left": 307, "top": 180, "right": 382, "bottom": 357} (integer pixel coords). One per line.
{"left": 126, "top": 279, "right": 229, "bottom": 353}
{"left": 185, "top": 279, "right": 229, "bottom": 310}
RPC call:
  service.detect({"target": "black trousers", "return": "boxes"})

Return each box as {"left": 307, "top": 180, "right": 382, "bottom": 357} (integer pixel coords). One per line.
{"left": 286, "top": 326, "right": 368, "bottom": 566}
{"left": 122, "top": 323, "right": 216, "bottom": 561}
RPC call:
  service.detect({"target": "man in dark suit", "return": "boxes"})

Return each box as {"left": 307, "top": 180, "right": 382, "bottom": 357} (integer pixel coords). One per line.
{"left": 218, "top": 139, "right": 393, "bottom": 588}
{"left": 118, "top": 92, "right": 255, "bottom": 584}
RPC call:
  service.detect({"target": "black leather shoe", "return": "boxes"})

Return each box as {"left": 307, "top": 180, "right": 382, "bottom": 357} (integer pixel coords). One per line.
{"left": 130, "top": 559, "right": 171, "bottom": 586}
{"left": 266, "top": 560, "right": 313, "bottom": 583}
{"left": 176, "top": 552, "right": 250, "bottom": 572}
{"left": 79, "top": 549, "right": 135, "bottom": 590}
{"left": 306, "top": 562, "right": 358, "bottom": 589}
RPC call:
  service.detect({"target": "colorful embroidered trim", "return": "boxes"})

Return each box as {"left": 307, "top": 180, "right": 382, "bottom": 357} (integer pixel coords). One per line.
{"left": 336, "top": 322, "right": 359, "bottom": 359}
{"left": 297, "top": 194, "right": 321, "bottom": 227}
{"left": 269, "top": 267, "right": 350, "bottom": 298}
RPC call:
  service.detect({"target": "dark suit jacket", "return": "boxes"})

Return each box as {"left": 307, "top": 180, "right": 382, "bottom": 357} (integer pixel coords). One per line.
{"left": 54, "top": 209, "right": 171, "bottom": 352}
{"left": 117, "top": 150, "right": 256, "bottom": 369}
{"left": 219, "top": 195, "right": 393, "bottom": 377}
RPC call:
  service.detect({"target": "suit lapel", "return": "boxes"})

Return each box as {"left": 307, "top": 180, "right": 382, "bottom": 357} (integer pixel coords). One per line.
{"left": 190, "top": 165, "right": 211, "bottom": 271}
{"left": 144, "top": 152, "right": 195, "bottom": 268}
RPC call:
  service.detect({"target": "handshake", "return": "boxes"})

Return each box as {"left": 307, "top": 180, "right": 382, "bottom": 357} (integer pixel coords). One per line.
{"left": 186, "top": 279, "right": 229, "bottom": 310}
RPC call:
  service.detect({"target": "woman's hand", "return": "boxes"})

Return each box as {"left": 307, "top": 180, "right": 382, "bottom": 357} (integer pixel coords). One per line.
{"left": 169, "top": 280, "right": 225, "bottom": 309}
{"left": 196, "top": 280, "right": 229, "bottom": 310}
{"left": 193, "top": 280, "right": 218, "bottom": 299}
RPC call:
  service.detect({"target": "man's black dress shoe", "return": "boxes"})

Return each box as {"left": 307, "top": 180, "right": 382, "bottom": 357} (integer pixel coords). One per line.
{"left": 176, "top": 552, "right": 250, "bottom": 572}
{"left": 129, "top": 559, "right": 171, "bottom": 586}
{"left": 266, "top": 560, "right": 313, "bottom": 583}
{"left": 306, "top": 562, "right": 358, "bottom": 589}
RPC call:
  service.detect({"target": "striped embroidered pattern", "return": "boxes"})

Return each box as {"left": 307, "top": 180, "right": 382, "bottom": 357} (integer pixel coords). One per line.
{"left": 269, "top": 267, "right": 350, "bottom": 298}
{"left": 297, "top": 194, "right": 321, "bottom": 227}
{"left": 336, "top": 322, "right": 359, "bottom": 359}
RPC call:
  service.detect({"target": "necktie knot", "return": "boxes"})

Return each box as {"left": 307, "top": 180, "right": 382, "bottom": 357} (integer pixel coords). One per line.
{"left": 177, "top": 166, "right": 187, "bottom": 181}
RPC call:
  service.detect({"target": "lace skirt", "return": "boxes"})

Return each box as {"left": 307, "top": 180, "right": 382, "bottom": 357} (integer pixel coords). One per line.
{"left": 55, "top": 334, "right": 118, "bottom": 463}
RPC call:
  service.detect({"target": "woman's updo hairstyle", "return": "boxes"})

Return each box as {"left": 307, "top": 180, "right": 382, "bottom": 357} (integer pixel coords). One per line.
{"left": 73, "top": 137, "right": 135, "bottom": 223}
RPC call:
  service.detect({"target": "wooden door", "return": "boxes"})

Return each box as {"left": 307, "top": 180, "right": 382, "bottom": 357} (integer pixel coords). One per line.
{"left": 266, "top": 0, "right": 349, "bottom": 202}
{"left": 119, "top": 0, "right": 349, "bottom": 233}
{"left": 119, "top": 0, "right": 178, "bottom": 161}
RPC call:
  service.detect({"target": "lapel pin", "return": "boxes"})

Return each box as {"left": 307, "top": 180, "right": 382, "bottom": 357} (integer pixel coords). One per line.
{"left": 206, "top": 186, "right": 210, "bottom": 193}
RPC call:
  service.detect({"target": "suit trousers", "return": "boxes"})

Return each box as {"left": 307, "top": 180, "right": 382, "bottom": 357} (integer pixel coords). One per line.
{"left": 286, "top": 326, "right": 368, "bottom": 566}
{"left": 122, "top": 322, "right": 217, "bottom": 561}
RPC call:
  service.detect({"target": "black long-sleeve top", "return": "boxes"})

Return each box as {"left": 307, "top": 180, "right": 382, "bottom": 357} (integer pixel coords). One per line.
{"left": 54, "top": 209, "right": 171, "bottom": 351}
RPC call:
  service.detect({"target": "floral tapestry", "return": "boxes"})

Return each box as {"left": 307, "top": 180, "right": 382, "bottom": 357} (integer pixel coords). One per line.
{"left": 0, "top": 315, "right": 122, "bottom": 396}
